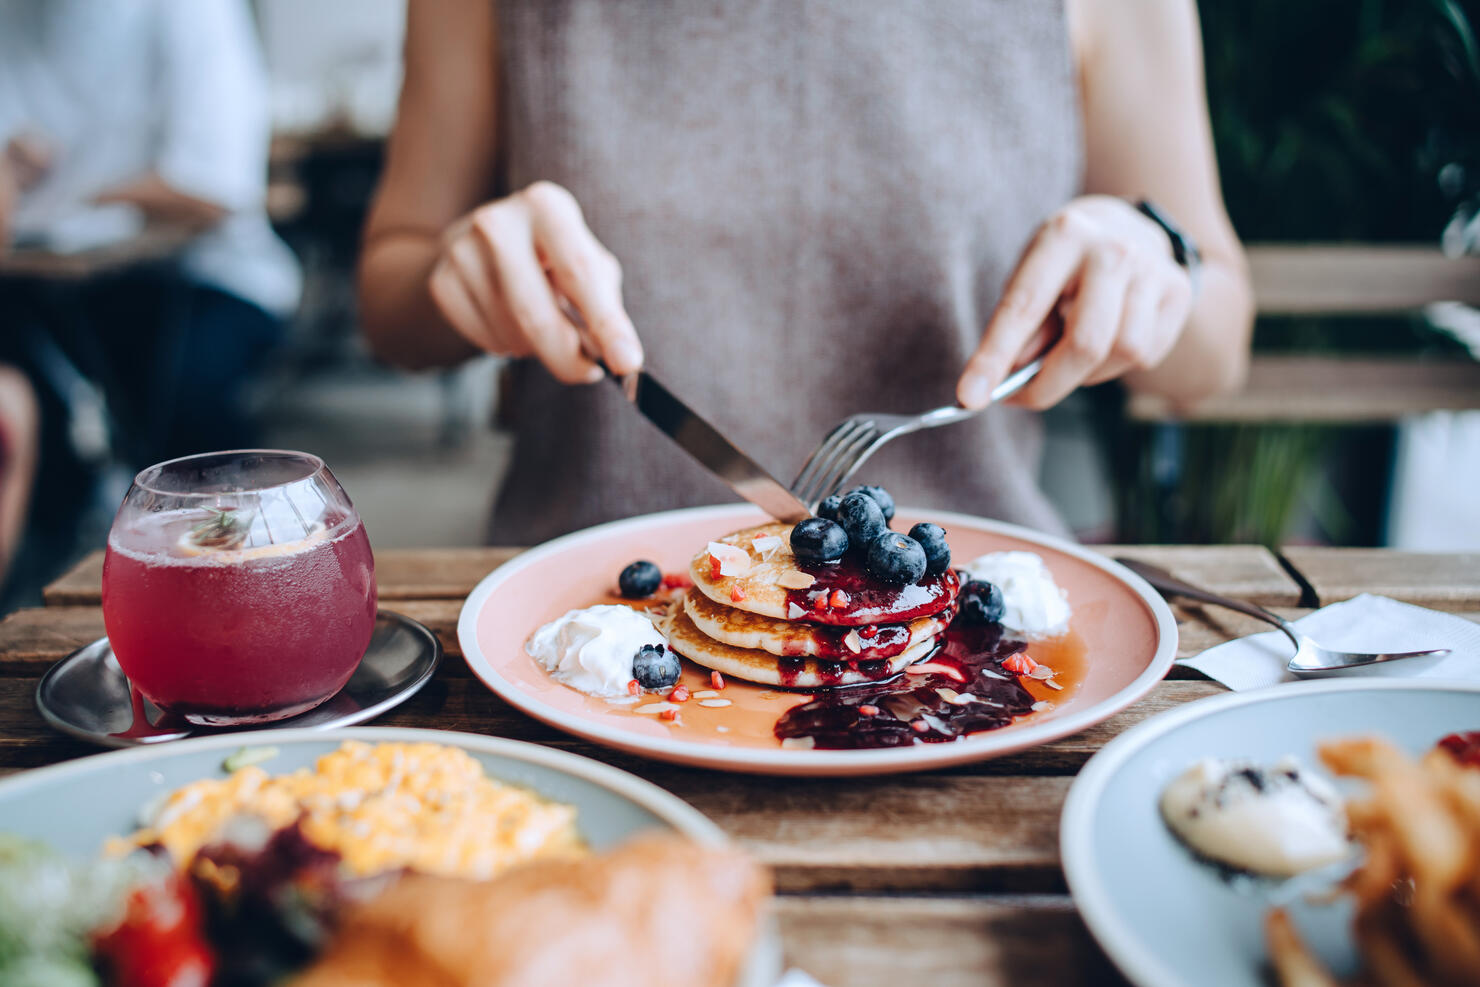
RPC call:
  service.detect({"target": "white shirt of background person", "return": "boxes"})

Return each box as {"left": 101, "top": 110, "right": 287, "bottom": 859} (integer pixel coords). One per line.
{"left": 0, "top": 0, "right": 301, "bottom": 318}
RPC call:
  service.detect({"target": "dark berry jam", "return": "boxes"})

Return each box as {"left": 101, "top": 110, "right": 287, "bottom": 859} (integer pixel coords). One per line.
{"left": 789, "top": 622, "right": 912, "bottom": 661}
{"left": 775, "top": 649, "right": 911, "bottom": 688}
{"left": 1437, "top": 731, "right": 1480, "bottom": 769}
{"left": 784, "top": 602, "right": 957, "bottom": 664}
{"left": 789, "top": 559, "right": 960, "bottom": 627}
{"left": 774, "top": 622, "right": 1037, "bottom": 749}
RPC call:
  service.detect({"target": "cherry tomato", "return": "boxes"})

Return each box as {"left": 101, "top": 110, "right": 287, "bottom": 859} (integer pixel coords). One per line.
{"left": 94, "top": 875, "right": 215, "bottom": 987}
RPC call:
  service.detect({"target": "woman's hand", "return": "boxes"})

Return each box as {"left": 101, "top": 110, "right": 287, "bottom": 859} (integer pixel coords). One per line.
{"left": 427, "top": 180, "right": 641, "bottom": 384}
{"left": 957, "top": 195, "right": 1195, "bottom": 410}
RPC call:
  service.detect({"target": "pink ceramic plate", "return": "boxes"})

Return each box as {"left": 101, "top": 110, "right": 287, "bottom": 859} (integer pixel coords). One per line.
{"left": 458, "top": 505, "right": 1176, "bottom": 776}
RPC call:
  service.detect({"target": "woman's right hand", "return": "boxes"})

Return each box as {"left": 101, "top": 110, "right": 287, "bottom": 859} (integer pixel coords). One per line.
{"left": 428, "top": 180, "right": 642, "bottom": 383}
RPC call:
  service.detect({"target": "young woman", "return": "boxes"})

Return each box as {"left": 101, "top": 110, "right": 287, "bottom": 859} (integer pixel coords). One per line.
{"left": 360, "top": 0, "right": 1253, "bottom": 541}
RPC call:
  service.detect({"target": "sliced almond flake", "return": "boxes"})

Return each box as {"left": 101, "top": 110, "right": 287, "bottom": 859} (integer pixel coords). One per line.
{"left": 843, "top": 629, "right": 863, "bottom": 654}
{"left": 716, "top": 725, "right": 731, "bottom": 733}
{"left": 786, "top": 602, "right": 806, "bottom": 619}
{"left": 605, "top": 696, "right": 641, "bottom": 706}
{"left": 935, "top": 687, "right": 962, "bottom": 703}
{"left": 634, "top": 702, "right": 679, "bottom": 715}
{"left": 698, "top": 698, "right": 733, "bottom": 708}
{"left": 781, "top": 736, "right": 816, "bottom": 750}
{"left": 692, "top": 690, "right": 720, "bottom": 699}
{"left": 977, "top": 667, "right": 1008, "bottom": 681}
{"left": 750, "top": 534, "right": 784, "bottom": 560}
{"left": 1028, "top": 664, "right": 1055, "bottom": 680}
{"left": 1044, "top": 679, "right": 1064, "bottom": 691}
{"left": 1031, "top": 701, "right": 1053, "bottom": 712}
{"left": 777, "top": 570, "right": 815, "bottom": 590}
{"left": 949, "top": 692, "right": 979, "bottom": 705}
{"left": 905, "top": 661, "right": 968, "bottom": 683}
{"left": 707, "top": 541, "right": 754, "bottom": 578}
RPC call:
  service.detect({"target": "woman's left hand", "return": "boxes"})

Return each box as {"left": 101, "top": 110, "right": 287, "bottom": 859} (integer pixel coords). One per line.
{"left": 957, "top": 195, "right": 1196, "bottom": 410}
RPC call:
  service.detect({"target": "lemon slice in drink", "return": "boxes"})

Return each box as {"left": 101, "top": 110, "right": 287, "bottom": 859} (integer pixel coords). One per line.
{"left": 176, "top": 518, "right": 328, "bottom": 560}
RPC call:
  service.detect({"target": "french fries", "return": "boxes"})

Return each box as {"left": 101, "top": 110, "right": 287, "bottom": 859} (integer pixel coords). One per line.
{"left": 1267, "top": 737, "right": 1480, "bottom": 987}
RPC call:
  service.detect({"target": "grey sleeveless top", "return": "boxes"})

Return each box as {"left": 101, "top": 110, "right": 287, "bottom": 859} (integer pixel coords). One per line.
{"left": 491, "top": 0, "right": 1082, "bottom": 544}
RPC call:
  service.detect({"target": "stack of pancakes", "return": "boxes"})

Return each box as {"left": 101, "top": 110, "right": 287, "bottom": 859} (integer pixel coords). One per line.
{"left": 664, "top": 522, "right": 961, "bottom": 689}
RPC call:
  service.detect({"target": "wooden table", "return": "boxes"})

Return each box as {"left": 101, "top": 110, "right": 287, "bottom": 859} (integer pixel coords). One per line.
{"left": 6, "top": 546, "right": 1478, "bottom": 985}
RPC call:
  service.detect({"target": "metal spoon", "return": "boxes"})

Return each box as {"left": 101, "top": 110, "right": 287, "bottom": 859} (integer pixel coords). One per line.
{"left": 1116, "top": 557, "right": 1452, "bottom": 675}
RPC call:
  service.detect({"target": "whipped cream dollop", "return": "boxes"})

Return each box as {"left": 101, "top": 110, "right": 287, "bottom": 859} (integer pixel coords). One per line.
{"left": 960, "top": 551, "right": 1071, "bottom": 638}
{"left": 1159, "top": 757, "right": 1349, "bottom": 877}
{"left": 526, "top": 605, "right": 665, "bottom": 698}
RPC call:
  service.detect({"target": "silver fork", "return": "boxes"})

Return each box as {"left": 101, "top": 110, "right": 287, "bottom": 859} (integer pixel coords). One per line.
{"left": 790, "top": 358, "right": 1045, "bottom": 509}
{"left": 1116, "top": 557, "right": 1452, "bottom": 675}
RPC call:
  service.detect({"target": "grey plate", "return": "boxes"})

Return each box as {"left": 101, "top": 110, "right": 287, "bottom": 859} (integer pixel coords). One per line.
{"left": 1060, "top": 680, "right": 1480, "bottom": 987}
{"left": 0, "top": 726, "right": 781, "bottom": 987}
{"left": 36, "top": 610, "right": 442, "bottom": 747}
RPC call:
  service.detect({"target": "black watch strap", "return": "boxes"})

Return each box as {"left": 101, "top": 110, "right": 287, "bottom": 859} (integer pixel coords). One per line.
{"left": 1135, "top": 199, "right": 1202, "bottom": 291}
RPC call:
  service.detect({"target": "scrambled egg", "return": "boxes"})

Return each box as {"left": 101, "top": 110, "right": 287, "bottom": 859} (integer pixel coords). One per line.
{"left": 116, "top": 741, "right": 585, "bottom": 879}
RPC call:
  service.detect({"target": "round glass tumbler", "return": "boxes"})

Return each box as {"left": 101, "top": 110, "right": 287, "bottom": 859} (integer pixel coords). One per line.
{"left": 101, "top": 451, "right": 377, "bottom": 726}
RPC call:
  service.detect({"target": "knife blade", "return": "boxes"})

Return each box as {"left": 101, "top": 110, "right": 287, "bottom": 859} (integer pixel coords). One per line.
{"left": 611, "top": 369, "right": 812, "bottom": 523}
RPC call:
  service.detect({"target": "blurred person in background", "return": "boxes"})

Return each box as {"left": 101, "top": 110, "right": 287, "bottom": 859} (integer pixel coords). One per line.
{"left": 0, "top": 0, "right": 300, "bottom": 601}
{"left": 0, "top": 365, "right": 37, "bottom": 590}
{"left": 361, "top": 0, "right": 1255, "bottom": 543}
{"left": 0, "top": 0, "right": 301, "bottom": 468}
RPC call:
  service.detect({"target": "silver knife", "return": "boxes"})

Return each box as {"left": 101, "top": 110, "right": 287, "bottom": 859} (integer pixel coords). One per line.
{"left": 610, "top": 369, "right": 812, "bottom": 523}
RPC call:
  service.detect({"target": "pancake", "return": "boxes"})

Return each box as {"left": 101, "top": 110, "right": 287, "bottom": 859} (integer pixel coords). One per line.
{"left": 683, "top": 588, "right": 948, "bottom": 661}
{"left": 690, "top": 523, "right": 960, "bottom": 627}
{"left": 663, "top": 607, "right": 938, "bottom": 689}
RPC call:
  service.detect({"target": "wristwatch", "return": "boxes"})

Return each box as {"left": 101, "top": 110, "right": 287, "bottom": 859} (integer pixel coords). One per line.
{"left": 1135, "top": 199, "right": 1202, "bottom": 297}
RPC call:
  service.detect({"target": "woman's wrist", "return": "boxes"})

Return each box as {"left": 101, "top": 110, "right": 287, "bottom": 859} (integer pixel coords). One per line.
{"left": 1133, "top": 198, "right": 1202, "bottom": 301}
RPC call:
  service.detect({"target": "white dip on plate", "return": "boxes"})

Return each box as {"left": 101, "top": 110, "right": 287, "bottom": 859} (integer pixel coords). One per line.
{"left": 526, "top": 605, "right": 665, "bottom": 698}
{"left": 960, "top": 551, "right": 1071, "bottom": 638}
{"left": 1158, "top": 756, "right": 1349, "bottom": 877}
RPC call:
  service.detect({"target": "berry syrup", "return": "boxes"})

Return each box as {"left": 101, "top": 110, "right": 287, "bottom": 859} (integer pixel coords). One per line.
{"left": 781, "top": 602, "right": 958, "bottom": 663}
{"left": 774, "top": 622, "right": 1038, "bottom": 749}
{"left": 789, "top": 558, "right": 960, "bottom": 627}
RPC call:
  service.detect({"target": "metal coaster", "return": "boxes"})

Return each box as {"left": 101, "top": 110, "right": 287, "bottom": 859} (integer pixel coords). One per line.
{"left": 36, "top": 610, "right": 442, "bottom": 748}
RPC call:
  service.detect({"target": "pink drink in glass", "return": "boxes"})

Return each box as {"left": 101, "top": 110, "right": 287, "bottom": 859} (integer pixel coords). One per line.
{"left": 101, "top": 452, "right": 377, "bottom": 726}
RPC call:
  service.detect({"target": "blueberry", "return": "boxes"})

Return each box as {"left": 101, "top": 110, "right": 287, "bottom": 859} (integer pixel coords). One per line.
{"left": 958, "top": 580, "right": 1005, "bottom": 625}
{"left": 618, "top": 560, "right": 663, "bottom": 598}
{"left": 908, "top": 523, "right": 951, "bottom": 575}
{"left": 816, "top": 494, "right": 843, "bottom": 522}
{"left": 865, "top": 531, "right": 927, "bottom": 585}
{"left": 790, "top": 517, "right": 849, "bottom": 563}
{"left": 632, "top": 644, "right": 681, "bottom": 689}
{"left": 836, "top": 491, "right": 886, "bottom": 546}
{"left": 846, "top": 484, "right": 895, "bottom": 523}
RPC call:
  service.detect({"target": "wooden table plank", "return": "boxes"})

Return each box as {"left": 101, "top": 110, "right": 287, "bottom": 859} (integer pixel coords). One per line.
{"left": 778, "top": 896, "right": 1125, "bottom": 987}
{"left": 0, "top": 665, "right": 1226, "bottom": 893}
{"left": 1279, "top": 547, "right": 1480, "bottom": 609}
{"left": 1100, "top": 544, "right": 1302, "bottom": 606}
{"left": 42, "top": 547, "right": 523, "bottom": 606}
{"left": 2, "top": 598, "right": 1334, "bottom": 674}
{"left": 47, "top": 544, "right": 1301, "bottom": 608}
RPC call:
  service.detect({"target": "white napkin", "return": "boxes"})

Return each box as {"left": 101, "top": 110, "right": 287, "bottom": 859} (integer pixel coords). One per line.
{"left": 1181, "top": 593, "right": 1480, "bottom": 691}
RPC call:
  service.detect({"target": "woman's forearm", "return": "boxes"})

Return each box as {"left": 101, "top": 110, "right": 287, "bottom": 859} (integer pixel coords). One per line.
{"left": 358, "top": 230, "right": 479, "bottom": 370}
